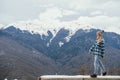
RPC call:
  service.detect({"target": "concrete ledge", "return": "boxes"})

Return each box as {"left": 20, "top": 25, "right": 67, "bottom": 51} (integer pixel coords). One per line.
{"left": 39, "top": 75, "right": 120, "bottom": 80}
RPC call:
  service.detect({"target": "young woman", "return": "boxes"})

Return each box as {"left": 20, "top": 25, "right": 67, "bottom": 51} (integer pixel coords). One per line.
{"left": 89, "top": 30, "right": 107, "bottom": 78}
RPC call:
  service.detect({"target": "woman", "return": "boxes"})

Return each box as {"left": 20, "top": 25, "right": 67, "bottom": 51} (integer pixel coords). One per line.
{"left": 89, "top": 30, "right": 107, "bottom": 78}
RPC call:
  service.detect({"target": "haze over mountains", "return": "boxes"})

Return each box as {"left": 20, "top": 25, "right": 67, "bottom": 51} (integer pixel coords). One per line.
{"left": 0, "top": 25, "right": 120, "bottom": 80}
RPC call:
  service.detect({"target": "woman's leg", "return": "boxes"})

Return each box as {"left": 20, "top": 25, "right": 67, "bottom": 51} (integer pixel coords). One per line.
{"left": 94, "top": 55, "right": 99, "bottom": 75}
{"left": 98, "top": 56, "right": 106, "bottom": 73}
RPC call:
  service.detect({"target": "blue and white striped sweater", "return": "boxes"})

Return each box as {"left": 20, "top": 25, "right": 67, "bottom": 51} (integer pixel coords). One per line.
{"left": 89, "top": 39, "right": 105, "bottom": 57}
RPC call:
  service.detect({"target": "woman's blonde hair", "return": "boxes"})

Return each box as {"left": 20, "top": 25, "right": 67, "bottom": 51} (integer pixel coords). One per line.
{"left": 96, "top": 31, "right": 103, "bottom": 42}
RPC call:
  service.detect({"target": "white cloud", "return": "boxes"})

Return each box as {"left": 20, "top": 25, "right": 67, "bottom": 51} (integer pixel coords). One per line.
{"left": 78, "top": 15, "right": 120, "bottom": 26}
{"left": 39, "top": 7, "right": 62, "bottom": 21}
{"left": 0, "top": 24, "right": 5, "bottom": 29}
{"left": 61, "top": 9, "right": 77, "bottom": 16}
{"left": 1, "top": 0, "right": 120, "bottom": 24}
{"left": 77, "top": 15, "right": 120, "bottom": 33}
{"left": 1, "top": 0, "right": 120, "bottom": 35}
{"left": 6, "top": 9, "right": 120, "bottom": 35}
{"left": 38, "top": 7, "right": 77, "bottom": 21}
{"left": 69, "top": 0, "right": 94, "bottom": 10}
{"left": 90, "top": 10, "right": 104, "bottom": 16}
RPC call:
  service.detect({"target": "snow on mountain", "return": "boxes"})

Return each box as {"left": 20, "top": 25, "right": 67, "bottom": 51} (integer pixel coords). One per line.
{"left": 59, "top": 41, "right": 64, "bottom": 47}
{"left": 46, "top": 43, "right": 50, "bottom": 47}
{"left": 5, "top": 20, "right": 95, "bottom": 44}
{"left": 2, "top": 20, "right": 120, "bottom": 47}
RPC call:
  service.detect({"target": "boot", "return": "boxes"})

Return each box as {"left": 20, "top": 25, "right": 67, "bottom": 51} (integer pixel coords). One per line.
{"left": 90, "top": 74, "right": 97, "bottom": 78}
{"left": 102, "top": 72, "right": 107, "bottom": 76}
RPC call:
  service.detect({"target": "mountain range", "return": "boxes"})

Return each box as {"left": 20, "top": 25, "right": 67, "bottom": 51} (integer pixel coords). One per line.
{"left": 0, "top": 25, "right": 120, "bottom": 80}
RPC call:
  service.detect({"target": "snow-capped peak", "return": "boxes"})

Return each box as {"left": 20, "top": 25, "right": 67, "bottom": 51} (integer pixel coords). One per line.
{"left": 4, "top": 20, "right": 94, "bottom": 44}
{"left": 1, "top": 20, "right": 120, "bottom": 47}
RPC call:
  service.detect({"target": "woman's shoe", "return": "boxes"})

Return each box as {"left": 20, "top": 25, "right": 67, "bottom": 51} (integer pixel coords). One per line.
{"left": 90, "top": 74, "right": 97, "bottom": 78}
{"left": 102, "top": 72, "right": 107, "bottom": 76}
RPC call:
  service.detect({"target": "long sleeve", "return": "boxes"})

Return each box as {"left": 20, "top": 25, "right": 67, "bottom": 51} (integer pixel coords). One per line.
{"left": 89, "top": 43, "right": 96, "bottom": 54}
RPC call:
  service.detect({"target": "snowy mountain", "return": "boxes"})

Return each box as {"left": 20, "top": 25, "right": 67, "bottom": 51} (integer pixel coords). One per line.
{"left": 2, "top": 20, "right": 120, "bottom": 37}
{"left": 1, "top": 25, "right": 120, "bottom": 59}
{"left": 1, "top": 21, "right": 119, "bottom": 48}
{"left": 1, "top": 21, "right": 99, "bottom": 48}
{"left": 0, "top": 24, "right": 120, "bottom": 80}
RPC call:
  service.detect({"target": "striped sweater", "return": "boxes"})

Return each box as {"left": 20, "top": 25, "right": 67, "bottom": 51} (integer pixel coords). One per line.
{"left": 89, "top": 39, "right": 105, "bottom": 57}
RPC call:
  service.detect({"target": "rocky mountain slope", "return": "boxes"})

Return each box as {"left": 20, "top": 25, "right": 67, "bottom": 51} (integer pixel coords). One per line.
{"left": 0, "top": 34, "right": 58, "bottom": 80}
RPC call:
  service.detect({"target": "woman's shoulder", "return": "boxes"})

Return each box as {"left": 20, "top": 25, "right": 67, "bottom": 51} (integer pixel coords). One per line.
{"left": 99, "top": 39, "right": 105, "bottom": 44}
{"left": 101, "top": 38, "right": 105, "bottom": 42}
{"left": 96, "top": 39, "right": 105, "bottom": 44}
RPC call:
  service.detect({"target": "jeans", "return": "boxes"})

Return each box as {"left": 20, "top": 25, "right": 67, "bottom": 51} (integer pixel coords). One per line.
{"left": 94, "top": 55, "right": 106, "bottom": 75}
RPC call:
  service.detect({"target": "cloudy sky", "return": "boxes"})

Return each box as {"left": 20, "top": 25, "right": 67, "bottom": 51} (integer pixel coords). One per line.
{"left": 0, "top": 0, "right": 120, "bottom": 33}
